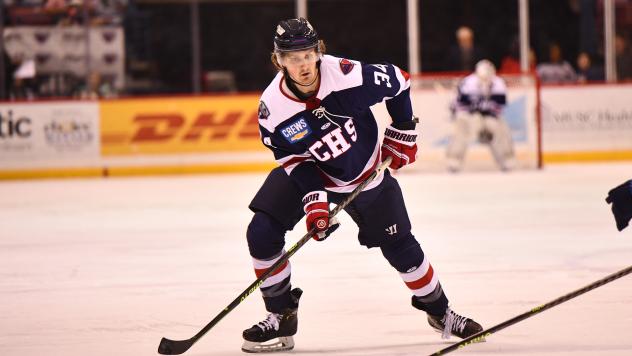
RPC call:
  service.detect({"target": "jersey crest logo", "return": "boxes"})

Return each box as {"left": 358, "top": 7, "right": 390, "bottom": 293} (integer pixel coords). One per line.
{"left": 339, "top": 59, "right": 355, "bottom": 75}
{"left": 280, "top": 117, "right": 312, "bottom": 143}
{"left": 258, "top": 101, "right": 270, "bottom": 120}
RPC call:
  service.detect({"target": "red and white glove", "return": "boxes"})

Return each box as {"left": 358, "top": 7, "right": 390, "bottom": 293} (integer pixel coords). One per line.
{"left": 302, "top": 190, "right": 332, "bottom": 241}
{"left": 381, "top": 122, "right": 418, "bottom": 170}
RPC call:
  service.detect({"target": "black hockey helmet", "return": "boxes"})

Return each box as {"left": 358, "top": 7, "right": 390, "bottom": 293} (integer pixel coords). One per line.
{"left": 274, "top": 17, "right": 319, "bottom": 53}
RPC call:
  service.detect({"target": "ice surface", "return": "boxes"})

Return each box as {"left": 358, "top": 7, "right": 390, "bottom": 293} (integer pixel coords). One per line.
{"left": 1, "top": 163, "right": 631, "bottom": 356}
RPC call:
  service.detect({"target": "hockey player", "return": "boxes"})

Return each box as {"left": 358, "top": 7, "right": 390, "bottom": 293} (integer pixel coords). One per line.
{"left": 606, "top": 180, "right": 632, "bottom": 231}
{"left": 241, "top": 18, "right": 483, "bottom": 353}
{"left": 446, "top": 59, "right": 516, "bottom": 172}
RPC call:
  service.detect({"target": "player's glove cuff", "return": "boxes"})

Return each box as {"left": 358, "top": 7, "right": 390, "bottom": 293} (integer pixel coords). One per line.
{"left": 302, "top": 190, "right": 328, "bottom": 213}
{"left": 381, "top": 122, "right": 418, "bottom": 170}
{"left": 384, "top": 124, "right": 418, "bottom": 147}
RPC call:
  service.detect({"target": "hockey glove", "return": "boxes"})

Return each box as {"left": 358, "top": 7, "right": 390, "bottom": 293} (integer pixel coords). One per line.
{"left": 606, "top": 180, "right": 632, "bottom": 231}
{"left": 303, "top": 190, "right": 337, "bottom": 241}
{"left": 381, "top": 120, "right": 418, "bottom": 170}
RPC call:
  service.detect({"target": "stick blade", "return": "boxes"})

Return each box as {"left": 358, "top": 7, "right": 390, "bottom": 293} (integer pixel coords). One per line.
{"left": 158, "top": 337, "right": 194, "bottom": 355}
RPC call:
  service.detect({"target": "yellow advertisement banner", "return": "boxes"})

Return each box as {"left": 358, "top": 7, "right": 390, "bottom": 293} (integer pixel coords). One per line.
{"left": 100, "top": 95, "right": 265, "bottom": 155}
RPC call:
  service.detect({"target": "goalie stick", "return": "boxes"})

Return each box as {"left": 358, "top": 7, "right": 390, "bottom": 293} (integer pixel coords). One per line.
{"left": 158, "top": 156, "right": 393, "bottom": 355}
{"left": 429, "top": 264, "right": 632, "bottom": 356}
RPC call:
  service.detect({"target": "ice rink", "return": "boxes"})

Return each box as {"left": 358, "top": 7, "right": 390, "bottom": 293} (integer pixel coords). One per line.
{"left": 1, "top": 162, "right": 631, "bottom": 356}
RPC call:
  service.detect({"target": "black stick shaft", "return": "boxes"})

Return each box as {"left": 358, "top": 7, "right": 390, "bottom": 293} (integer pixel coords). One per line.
{"left": 158, "top": 157, "right": 392, "bottom": 355}
{"left": 429, "top": 264, "right": 632, "bottom": 356}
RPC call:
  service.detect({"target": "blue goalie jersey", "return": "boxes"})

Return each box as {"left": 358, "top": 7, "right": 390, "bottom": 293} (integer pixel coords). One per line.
{"left": 257, "top": 54, "right": 413, "bottom": 194}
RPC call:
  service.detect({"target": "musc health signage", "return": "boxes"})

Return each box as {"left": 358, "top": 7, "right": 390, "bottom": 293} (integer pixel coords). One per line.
{"left": 0, "top": 102, "right": 100, "bottom": 168}
{"left": 541, "top": 84, "right": 632, "bottom": 154}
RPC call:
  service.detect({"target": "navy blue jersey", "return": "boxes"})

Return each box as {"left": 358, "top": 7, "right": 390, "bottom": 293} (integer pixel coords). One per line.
{"left": 258, "top": 54, "right": 413, "bottom": 194}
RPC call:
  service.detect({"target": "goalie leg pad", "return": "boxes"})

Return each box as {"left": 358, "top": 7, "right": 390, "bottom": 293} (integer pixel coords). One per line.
{"left": 483, "top": 116, "right": 515, "bottom": 170}
{"left": 447, "top": 113, "right": 481, "bottom": 171}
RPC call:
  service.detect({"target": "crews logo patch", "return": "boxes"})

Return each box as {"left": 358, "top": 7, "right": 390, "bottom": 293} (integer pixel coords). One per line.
{"left": 258, "top": 101, "right": 270, "bottom": 120}
{"left": 339, "top": 59, "right": 355, "bottom": 75}
{"left": 280, "top": 117, "right": 312, "bottom": 143}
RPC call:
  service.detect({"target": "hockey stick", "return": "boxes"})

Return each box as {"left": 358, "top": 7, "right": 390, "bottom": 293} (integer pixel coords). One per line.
{"left": 429, "top": 264, "right": 632, "bottom": 356}
{"left": 158, "top": 156, "right": 393, "bottom": 355}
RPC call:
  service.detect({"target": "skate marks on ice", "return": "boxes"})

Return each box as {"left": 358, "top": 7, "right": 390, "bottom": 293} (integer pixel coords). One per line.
{"left": 1, "top": 164, "right": 632, "bottom": 356}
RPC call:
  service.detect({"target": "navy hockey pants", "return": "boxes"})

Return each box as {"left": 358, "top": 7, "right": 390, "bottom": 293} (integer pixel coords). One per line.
{"left": 246, "top": 167, "right": 448, "bottom": 315}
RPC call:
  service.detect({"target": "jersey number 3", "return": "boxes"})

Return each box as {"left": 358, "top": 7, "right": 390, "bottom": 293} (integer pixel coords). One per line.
{"left": 373, "top": 64, "right": 392, "bottom": 88}
{"left": 309, "top": 119, "right": 357, "bottom": 161}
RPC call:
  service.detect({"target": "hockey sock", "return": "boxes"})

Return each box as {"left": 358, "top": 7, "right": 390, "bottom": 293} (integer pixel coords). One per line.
{"left": 247, "top": 212, "right": 294, "bottom": 313}
{"left": 380, "top": 233, "right": 449, "bottom": 316}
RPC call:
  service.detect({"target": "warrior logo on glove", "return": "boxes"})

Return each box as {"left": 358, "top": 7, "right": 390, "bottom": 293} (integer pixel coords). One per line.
{"left": 381, "top": 118, "right": 419, "bottom": 170}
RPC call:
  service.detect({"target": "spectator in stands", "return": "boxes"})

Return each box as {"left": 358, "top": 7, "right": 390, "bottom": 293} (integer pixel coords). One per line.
{"left": 4, "top": 52, "right": 38, "bottom": 100}
{"left": 536, "top": 42, "right": 577, "bottom": 83}
{"left": 11, "top": 72, "right": 38, "bottom": 100}
{"left": 6, "top": 0, "right": 54, "bottom": 25}
{"left": 90, "top": 0, "right": 127, "bottom": 26}
{"left": 445, "top": 26, "right": 485, "bottom": 72}
{"left": 5, "top": 0, "right": 45, "bottom": 7}
{"left": 44, "top": 0, "right": 66, "bottom": 10}
{"left": 43, "top": 0, "right": 67, "bottom": 23}
{"left": 499, "top": 39, "right": 536, "bottom": 74}
{"left": 2, "top": 49, "right": 19, "bottom": 100}
{"left": 615, "top": 34, "right": 632, "bottom": 81}
{"left": 58, "top": 0, "right": 85, "bottom": 26}
{"left": 75, "top": 71, "right": 115, "bottom": 99}
{"left": 55, "top": 0, "right": 127, "bottom": 26}
{"left": 575, "top": 52, "right": 604, "bottom": 83}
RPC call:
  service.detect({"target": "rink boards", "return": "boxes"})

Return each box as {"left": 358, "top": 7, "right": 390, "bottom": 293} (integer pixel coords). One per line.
{"left": 0, "top": 83, "right": 631, "bottom": 179}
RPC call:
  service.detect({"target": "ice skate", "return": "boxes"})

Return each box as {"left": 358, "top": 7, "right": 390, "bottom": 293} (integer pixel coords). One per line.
{"left": 427, "top": 307, "right": 483, "bottom": 340}
{"left": 242, "top": 288, "right": 302, "bottom": 353}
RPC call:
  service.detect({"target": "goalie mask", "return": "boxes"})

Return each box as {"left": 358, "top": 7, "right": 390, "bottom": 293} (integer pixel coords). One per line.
{"left": 274, "top": 18, "right": 319, "bottom": 53}
{"left": 475, "top": 60, "right": 496, "bottom": 84}
{"left": 475, "top": 59, "right": 495, "bottom": 96}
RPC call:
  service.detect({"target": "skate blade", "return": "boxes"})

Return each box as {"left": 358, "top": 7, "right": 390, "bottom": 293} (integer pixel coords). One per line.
{"left": 241, "top": 336, "right": 295, "bottom": 353}
{"left": 431, "top": 328, "right": 487, "bottom": 342}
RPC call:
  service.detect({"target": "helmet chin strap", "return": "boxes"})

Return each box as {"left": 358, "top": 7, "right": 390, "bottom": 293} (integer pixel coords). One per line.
{"left": 283, "top": 61, "right": 321, "bottom": 101}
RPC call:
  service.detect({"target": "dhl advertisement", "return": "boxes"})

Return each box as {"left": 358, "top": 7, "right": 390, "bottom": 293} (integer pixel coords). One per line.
{"left": 100, "top": 95, "right": 266, "bottom": 155}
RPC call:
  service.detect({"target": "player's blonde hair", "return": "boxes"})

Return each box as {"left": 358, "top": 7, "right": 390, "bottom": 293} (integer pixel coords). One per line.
{"left": 271, "top": 40, "right": 327, "bottom": 71}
